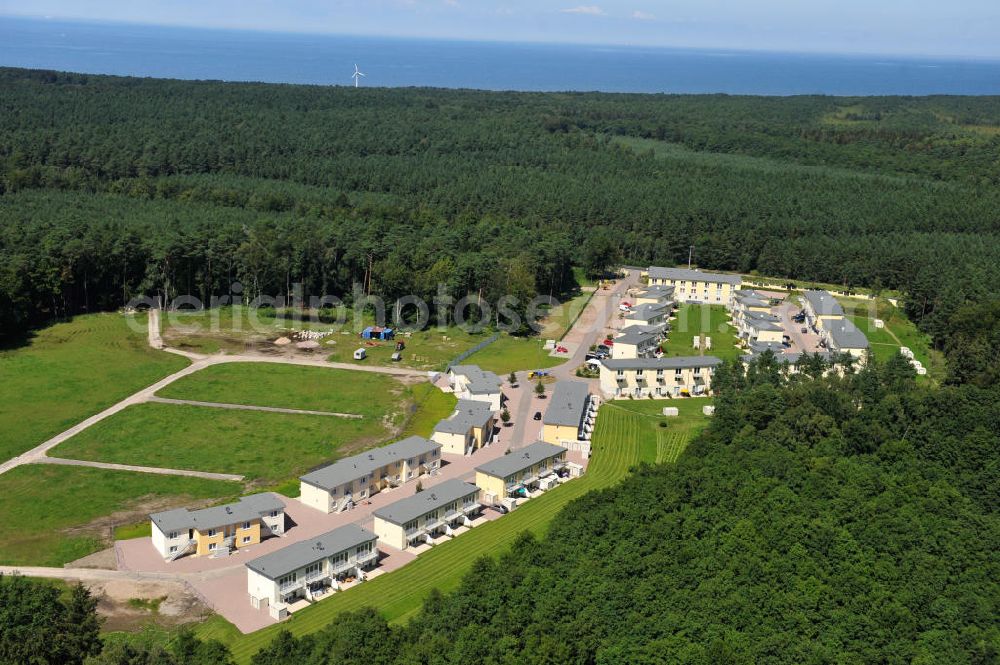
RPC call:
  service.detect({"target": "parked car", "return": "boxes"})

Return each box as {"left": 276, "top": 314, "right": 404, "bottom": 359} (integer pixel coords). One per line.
{"left": 618, "top": 304, "right": 631, "bottom": 312}
{"left": 602, "top": 338, "right": 614, "bottom": 346}
{"left": 597, "top": 344, "right": 610, "bottom": 353}
{"left": 801, "top": 327, "right": 808, "bottom": 333}
{"left": 533, "top": 411, "right": 542, "bottom": 421}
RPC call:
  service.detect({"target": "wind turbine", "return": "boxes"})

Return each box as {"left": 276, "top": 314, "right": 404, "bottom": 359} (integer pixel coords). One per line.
{"left": 352, "top": 64, "right": 366, "bottom": 88}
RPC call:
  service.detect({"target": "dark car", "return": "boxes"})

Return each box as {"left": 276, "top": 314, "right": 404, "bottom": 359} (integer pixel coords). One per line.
{"left": 597, "top": 344, "right": 610, "bottom": 352}
{"left": 533, "top": 411, "right": 542, "bottom": 421}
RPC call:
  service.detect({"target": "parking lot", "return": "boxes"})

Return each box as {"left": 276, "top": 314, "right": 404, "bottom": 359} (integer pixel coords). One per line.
{"left": 773, "top": 300, "right": 824, "bottom": 354}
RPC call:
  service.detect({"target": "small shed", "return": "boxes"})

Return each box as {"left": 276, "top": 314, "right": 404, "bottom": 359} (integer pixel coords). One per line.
{"left": 353, "top": 348, "right": 367, "bottom": 360}
{"left": 361, "top": 326, "right": 395, "bottom": 340}
{"left": 662, "top": 407, "right": 679, "bottom": 417}
{"left": 703, "top": 405, "right": 716, "bottom": 416}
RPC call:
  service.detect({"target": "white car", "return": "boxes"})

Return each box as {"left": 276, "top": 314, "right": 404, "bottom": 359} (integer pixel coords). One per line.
{"left": 618, "top": 304, "right": 631, "bottom": 312}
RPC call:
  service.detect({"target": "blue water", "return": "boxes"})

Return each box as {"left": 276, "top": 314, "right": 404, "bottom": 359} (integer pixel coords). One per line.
{"left": 2, "top": 16, "right": 999, "bottom": 95}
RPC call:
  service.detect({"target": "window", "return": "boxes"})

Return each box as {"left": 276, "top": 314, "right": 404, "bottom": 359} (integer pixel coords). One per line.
{"left": 305, "top": 562, "right": 322, "bottom": 576}
{"left": 404, "top": 520, "right": 418, "bottom": 532}
{"left": 279, "top": 574, "right": 297, "bottom": 587}
{"left": 656, "top": 369, "right": 664, "bottom": 376}
{"left": 675, "top": 369, "right": 682, "bottom": 375}
{"left": 636, "top": 369, "right": 644, "bottom": 377}
{"left": 270, "top": 510, "right": 279, "bottom": 518}
{"left": 242, "top": 536, "right": 252, "bottom": 544}
{"left": 330, "top": 488, "right": 338, "bottom": 496}
{"left": 616, "top": 369, "right": 624, "bottom": 377}
{"left": 169, "top": 545, "right": 178, "bottom": 553}
{"left": 168, "top": 531, "right": 178, "bottom": 540}
{"left": 241, "top": 521, "right": 251, "bottom": 530}
{"left": 208, "top": 543, "right": 217, "bottom": 551}
{"left": 207, "top": 529, "right": 217, "bottom": 537}
{"left": 419, "top": 455, "right": 426, "bottom": 464}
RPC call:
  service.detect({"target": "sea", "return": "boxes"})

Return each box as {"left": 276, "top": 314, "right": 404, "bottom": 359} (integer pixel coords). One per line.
{"left": 2, "top": 16, "right": 999, "bottom": 96}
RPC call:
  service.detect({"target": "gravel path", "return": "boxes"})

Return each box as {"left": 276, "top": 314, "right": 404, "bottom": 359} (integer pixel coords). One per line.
{"left": 40, "top": 456, "right": 244, "bottom": 482}
{"left": 147, "top": 396, "right": 363, "bottom": 419}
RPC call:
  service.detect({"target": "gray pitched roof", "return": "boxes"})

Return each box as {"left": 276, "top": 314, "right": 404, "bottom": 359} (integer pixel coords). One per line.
{"left": 373, "top": 479, "right": 479, "bottom": 526}
{"left": 475, "top": 441, "right": 567, "bottom": 479}
{"left": 150, "top": 493, "right": 284, "bottom": 534}
{"left": 433, "top": 400, "right": 494, "bottom": 435}
{"left": 745, "top": 310, "right": 781, "bottom": 323}
{"left": 615, "top": 329, "right": 660, "bottom": 346}
{"left": 245, "top": 524, "right": 376, "bottom": 580}
{"left": 637, "top": 284, "right": 675, "bottom": 297}
{"left": 300, "top": 436, "right": 441, "bottom": 491}
{"left": 647, "top": 267, "right": 742, "bottom": 285}
{"left": 737, "top": 295, "right": 770, "bottom": 308}
{"left": 750, "top": 319, "right": 783, "bottom": 332}
{"left": 803, "top": 290, "right": 845, "bottom": 317}
{"left": 602, "top": 356, "right": 722, "bottom": 370}
{"left": 748, "top": 341, "right": 786, "bottom": 354}
{"left": 543, "top": 380, "right": 591, "bottom": 427}
{"left": 618, "top": 324, "right": 664, "bottom": 337}
{"left": 449, "top": 365, "right": 502, "bottom": 394}
{"left": 626, "top": 303, "right": 669, "bottom": 322}
{"left": 827, "top": 318, "right": 869, "bottom": 350}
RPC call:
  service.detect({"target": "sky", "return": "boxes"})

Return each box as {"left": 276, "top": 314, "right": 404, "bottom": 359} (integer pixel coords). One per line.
{"left": 2, "top": 0, "right": 999, "bottom": 58}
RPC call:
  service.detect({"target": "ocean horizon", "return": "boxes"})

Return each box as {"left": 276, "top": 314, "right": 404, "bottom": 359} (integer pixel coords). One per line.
{"left": 2, "top": 16, "right": 1000, "bottom": 96}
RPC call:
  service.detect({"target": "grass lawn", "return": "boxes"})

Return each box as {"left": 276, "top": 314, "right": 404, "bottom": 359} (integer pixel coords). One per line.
{"left": 396, "top": 383, "right": 458, "bottom": 439}
{"left": 666, "top": 304, "right": 740, "bottom": 362}
{"left": 157, "top": 363, "right": 408, "bottom": 418}
{"left": 538, "top": 289, "right": 595, "bottom": 341}
{"left": 0, "top": 312, "right": 189, "bottom": 461}
{"left": 463, "top": 334, "right": 567, "bottom": 375}
{"left": 51, "top": 402, "right": 392, "bottom": 484}
{"left": 195, "top": 401, "right": 710, "bottom": 663}
{"left": 604, "top": 397, "right": 713, "bottom": 463}
{"left": 0, "top": 464, "right": 239, "bottom": 566}
{"left": 841, "top": 300, "right": 945, "bottom": 379}
{"left": 325, "top": 326, "right": 486, "bottom": 372}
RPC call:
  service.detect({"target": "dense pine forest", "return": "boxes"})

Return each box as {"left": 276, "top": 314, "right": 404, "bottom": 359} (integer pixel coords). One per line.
{"left": 245, "top": 354, "right": 1000, "bottom": 664}
{"left": 2, "top": 66, "right": 999, "bottom": 662}
{"left": 2, "top": 67, "right": 1000, "bottom": 343}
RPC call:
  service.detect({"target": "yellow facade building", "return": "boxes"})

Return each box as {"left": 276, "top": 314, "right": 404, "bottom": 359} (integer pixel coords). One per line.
{"left": 474, "top": 441, "right": 568, "bottom": 503}
{"left": 150, "top": 493, "right": 285, "bottom": 561}
{"left": 646, "top": 267, "right": 742, "bottom": 307}
{"left": 541, "top": 380, "right": 591, "bottom": 446}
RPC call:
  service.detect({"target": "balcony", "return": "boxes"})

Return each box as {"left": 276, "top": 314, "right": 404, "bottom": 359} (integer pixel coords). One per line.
{"left": 356, "top": 550, "right": 378, "bottom": 566}
{"left": 279, "top": 579, "right": 303, "bottom": 593}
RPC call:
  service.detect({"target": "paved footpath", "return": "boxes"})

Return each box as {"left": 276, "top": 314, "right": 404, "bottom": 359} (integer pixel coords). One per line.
{"left": 0, "top": 316, "right": 428, "bottom": 478}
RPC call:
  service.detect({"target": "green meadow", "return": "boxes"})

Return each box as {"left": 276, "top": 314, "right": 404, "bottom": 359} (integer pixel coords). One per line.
{"left": 0, "top": 464, "right": 239, "bottom": 566}
{"left": 0, "top": 313, "right": 188, "bottom": 461}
